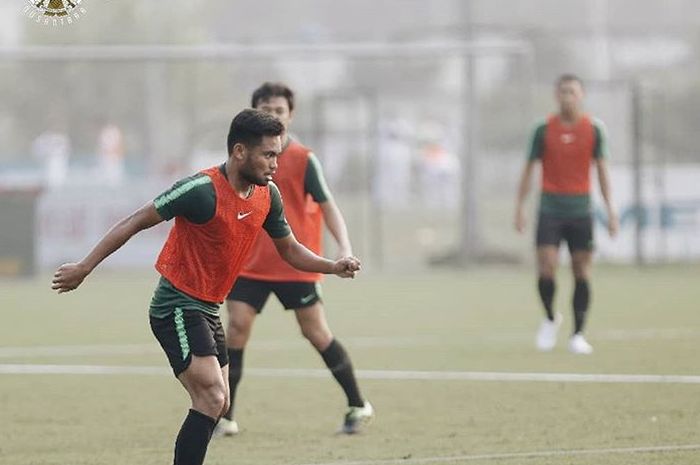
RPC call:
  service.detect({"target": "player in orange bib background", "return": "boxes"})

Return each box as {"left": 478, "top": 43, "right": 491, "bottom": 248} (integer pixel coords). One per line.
{"left": 514, "top": 74, "right": 619, "bottom": 355}
{"left": 52, "top": 109, "right": 361, "bottom": 465}
{"left": 216, "top": 83, "right": 373, "bottom": 437}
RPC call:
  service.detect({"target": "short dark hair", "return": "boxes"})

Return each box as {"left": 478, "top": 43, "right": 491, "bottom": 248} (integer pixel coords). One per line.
{"left": 556, "top": 74, "right": 584, "bottom": 89}
{"left": 251, "top": 82, "right": 295, "bottom": 112}
{"left": 227, "top": 109, "right": 284, "bottom": 154}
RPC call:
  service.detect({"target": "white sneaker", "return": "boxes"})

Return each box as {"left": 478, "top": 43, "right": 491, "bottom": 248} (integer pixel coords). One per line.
{"left": 340, "top": 401, "right": 374, "bottom": 434}
{"left": 535, "top": 313, "right": 562, "bottom": 351}
{"left": 213, "top": 417, "right": 239, "bottom": 437}
{"left": 568, "top": 334, "right": 593, "bottom": 355}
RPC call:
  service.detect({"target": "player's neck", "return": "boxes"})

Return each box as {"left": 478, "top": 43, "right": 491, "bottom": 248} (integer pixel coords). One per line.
{"left": 224, "top": 160, "right": 255, "bottom": 198}
{"left": 559, "top": 109, "right": 582, "bottom": 125}
{"left": 281, "top": 133, "right": 291, "bottom": 151}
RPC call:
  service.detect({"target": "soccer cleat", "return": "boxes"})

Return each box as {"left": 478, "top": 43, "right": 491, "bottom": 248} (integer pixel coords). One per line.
{"left": 535, "top": 312, "right": 562, "bottom": 351}
{"left": 340, "top": 401, "right": 374, "bottom": 434}
{"left": 213, "top": 417, "right": 239, "bottom": 437}
{"left": 568, "top": 334, "right": 593, "bottom": 355}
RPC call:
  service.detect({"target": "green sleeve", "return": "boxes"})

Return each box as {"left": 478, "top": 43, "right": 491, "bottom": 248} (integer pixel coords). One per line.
{"left": 304, "top": 153, "right": 332, "bottom": 203}
{"left": 263, "top": 182, "right": 292, "bottom": 239}
{"left": 527, "top": 121, "right": 547, "bottom": 161}
{"left": 153, "top": 173, "right": 216, "bottom": 224}
{"left": 592, "top": 118, "right": 609, "bottom": 159}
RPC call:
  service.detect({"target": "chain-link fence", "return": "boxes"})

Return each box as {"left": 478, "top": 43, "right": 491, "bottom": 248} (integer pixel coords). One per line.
{"left": 1, "top": 43, "right": 699, "bottom": 274}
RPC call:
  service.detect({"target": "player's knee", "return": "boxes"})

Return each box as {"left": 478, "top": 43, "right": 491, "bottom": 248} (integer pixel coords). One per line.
{"left": 573, "top": 269, "right": 590, "bottom": 281}
{"left": 572, "top": 262, "right": 591, "bottom": 280}
{"left": 537, "top": 259, "right": 556, "bottom": 278}
{"left": 221, "top": 393, "right": 231, "bottom": 416}
{"left": 203, "top": 385, "right": 227, "bottom": 415}
{"left": 301, "top": 325, "right": 332, "bottom": 349}
{"left": 191, "top": 378, "right": 227, "bottom": 416}
{"left": 538, "top": 267, "right": 555, "bottom": 280}
{"left": 228, "top": 316, "right": 252, "bottom": 339}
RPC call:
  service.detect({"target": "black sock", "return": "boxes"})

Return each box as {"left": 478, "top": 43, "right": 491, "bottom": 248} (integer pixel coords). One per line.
{"left": 173, "top": 409, "right": 216, "bottom": 465}
{"left": 573, "top": 279, "right": 590, "bottom": 334}
{"left": 224, "top": 348, "right": 244, "bottom": 420}
{"left": 538, "top": 277, "right": 556, "bottom": 321}
{"left": 320, "top": 339, "right": 364, "bottom": 408}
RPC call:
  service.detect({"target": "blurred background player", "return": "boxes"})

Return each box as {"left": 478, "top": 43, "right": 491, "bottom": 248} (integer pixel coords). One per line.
{"left": 216, "top": 82, "right": 372, "bottom": 437}
{"left": 52, "top": 109, "right": 361, "bottom": 465}
{"left": 514, "top": 74, "right": 619, "bottom": 354}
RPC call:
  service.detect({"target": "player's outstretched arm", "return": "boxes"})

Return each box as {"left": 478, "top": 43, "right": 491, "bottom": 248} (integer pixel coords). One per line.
{"left": 272, "top": 234, "right": 361, "bottom": 279}
{"left": 514, "top": 160, "right": 537, "bottom": 233}
{"left": 51, "top": 202, "right": 164, "bottom": 293}
{"left": 319, "top": 200, "right": 353, "bottom": 258}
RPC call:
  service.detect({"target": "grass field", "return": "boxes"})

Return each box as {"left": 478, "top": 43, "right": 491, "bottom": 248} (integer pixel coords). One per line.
{"left": 1, "top": 265, "right": 699, "bottom": 465}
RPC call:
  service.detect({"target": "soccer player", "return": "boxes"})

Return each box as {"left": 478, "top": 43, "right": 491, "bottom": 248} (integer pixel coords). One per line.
{"left": 514, "top": 74, "right": 618, "bottom": 355}
{"left": 215, "top": 83, "right": 372, "bottom": 437}
{"left": 51, "top": 109, "right": 361, "bottom": 465}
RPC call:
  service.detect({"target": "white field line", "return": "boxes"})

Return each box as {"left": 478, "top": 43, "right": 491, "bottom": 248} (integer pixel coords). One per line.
{"left": 1, "top": 364, "right": 700, "bottom": 384}
{"left": 293, "top": 444, "right": 700, "bottom": 465}
{"left": 0, "top": 327, "right": 698, "bottom": 359}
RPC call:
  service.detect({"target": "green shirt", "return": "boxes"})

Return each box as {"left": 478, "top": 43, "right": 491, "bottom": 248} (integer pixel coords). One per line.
{"left": 304, "top": 152, "right": 331, "bottom": 203}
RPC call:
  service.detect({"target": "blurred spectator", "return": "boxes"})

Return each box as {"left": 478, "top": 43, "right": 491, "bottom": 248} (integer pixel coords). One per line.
{"left": 374, "top": 118, "right": 413, "bottom": 209}
{"left": 97, "top": 123, "right": 125, "bottom": 186}
{"left": 417, "top": 121, "right": 460, "bottom": 210}
{"left": 32, "top": 124, "right": 71, "bottom": 188}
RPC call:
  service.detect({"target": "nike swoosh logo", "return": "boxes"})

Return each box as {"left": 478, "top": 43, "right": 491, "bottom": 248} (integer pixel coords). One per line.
{"left": 237, "top": 211, "right": 253, "bottom": 220}
{"left": 300, "top": 294, "right": 316, "bottom": 304}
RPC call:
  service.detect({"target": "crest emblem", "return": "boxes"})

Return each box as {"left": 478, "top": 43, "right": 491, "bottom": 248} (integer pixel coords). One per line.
{"left": 24, "top": 0, "right": 86, "bottom": 25}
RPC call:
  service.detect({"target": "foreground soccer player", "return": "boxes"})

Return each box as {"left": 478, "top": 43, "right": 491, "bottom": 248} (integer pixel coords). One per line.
{"left": 514, "top": 74, "right": 618, "bottom": 354}
{"left": 216, "top": 83, "right": 372, "bottom": 437}
{"left": 51, "top": 109, "right": 361, "bottom": 465}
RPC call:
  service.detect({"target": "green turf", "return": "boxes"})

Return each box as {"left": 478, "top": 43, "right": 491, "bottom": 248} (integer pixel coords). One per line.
{"left": 1, "top": 265, "right": 699, "bottom": 465}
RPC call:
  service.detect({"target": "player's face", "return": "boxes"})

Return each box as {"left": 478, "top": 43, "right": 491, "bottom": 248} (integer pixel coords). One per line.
{"left": 556, "top": 80, "right": 584, "bottom": 114}
{"left": 256, "top": 96, "right": 293, "bottom": 133}
{"left": 240, "top": 135, "right": 281, "bottom": 186}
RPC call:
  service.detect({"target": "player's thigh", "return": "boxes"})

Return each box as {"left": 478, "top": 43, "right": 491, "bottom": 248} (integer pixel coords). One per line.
{"left": 226, "top": 277, "right": 272, "bottom": 314}
{"left": 293, "top": 301, "right": 332, "bottom": 333}
{"left": 536, "top": 214, "right": 564, "bottom": 278}
{"left": 536, "top": 214, "right": 564, "bottom": 249}
{"left": 564, "top": 216, "right": 594, "bottom": 254}
{"left": 178, "top": 354, "right": 224, "bottom": 390}
{"left": 271, "top": 281, "right": 323, "bottom": 311}
{"left": 564, "top": 216, "right": 594, "bottom": 279}
{"left": 178, "top": 354, "right": 227, "bottom": 414}
{"left": 294, "top": 301, "right": 333, "bottom": 349}
{"left": 150, "top": 309, "right": 226, "bottom": 378}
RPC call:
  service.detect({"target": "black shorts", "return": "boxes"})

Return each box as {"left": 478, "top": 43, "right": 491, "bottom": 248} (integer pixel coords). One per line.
{"left": 226, "top": 277, "right": 322, "bottom": 313}
{"left": 150, "top": 309, "right": 228, "bottom": 377}
{"left": 536, "top": 214, "right": 594, "bottom": 253}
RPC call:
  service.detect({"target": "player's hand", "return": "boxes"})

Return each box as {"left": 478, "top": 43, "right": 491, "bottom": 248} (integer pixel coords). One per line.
{"left": 332, "top": 256, "right": 361, "bottom": 279}
{"left": 514, "top": 208, "right": 527, "bottom": 234}
{"left": 607, "top": 209, "right": 619, "bottom": 238}
{"left": 51, "top": 262, "right": 90, "bottom": 293}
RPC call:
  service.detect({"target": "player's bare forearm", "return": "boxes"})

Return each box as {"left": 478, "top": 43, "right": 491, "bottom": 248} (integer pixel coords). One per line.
{"left": 514, "top": 160, "right": 536, "bottom": 232}
{"left": 515, "top": 160, "right": 536, "bottom": 209}
{"left": 319, "top": 200, "right": 353, "bottom": 257}
{"left": 596, "top": 159, "right": 614, "bottom": 209}
{"left": 596, "top": 158, "right": 619, "bottom": 237}
{"left": 272, "top": 234, "right": 360, "bottom": 278}
{"left": 52, "top": 203, "right": 163, "bottom": 293}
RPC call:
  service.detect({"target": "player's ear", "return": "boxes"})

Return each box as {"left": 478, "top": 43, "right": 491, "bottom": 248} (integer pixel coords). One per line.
{"left": 231, "top": 143, "right": 246, "bottom": 161}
